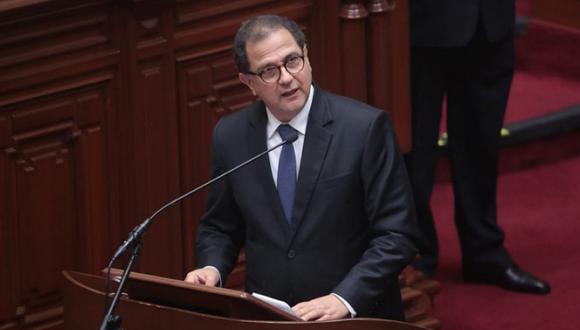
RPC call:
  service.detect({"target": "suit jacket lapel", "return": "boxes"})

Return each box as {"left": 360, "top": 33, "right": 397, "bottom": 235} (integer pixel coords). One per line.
{"left": 247, "top": 102, "right": 292, "bottom": 232}
{"left": 289, "top": 89, "right": 333, "bottom": 236}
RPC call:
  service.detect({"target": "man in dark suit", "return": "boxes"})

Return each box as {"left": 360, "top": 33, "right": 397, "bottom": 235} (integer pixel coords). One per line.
{"left": 185, "top": 15, "right": 418, "bottom": 321}
{"left": 407, "top": 0, "right": 550, "bottom": 294}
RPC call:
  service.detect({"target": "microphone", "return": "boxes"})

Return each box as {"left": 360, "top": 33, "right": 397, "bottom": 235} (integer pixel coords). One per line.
{"left": 285, "top": 131, "right": 299, "bottom": 144}
{"left": 100, "top": 130, "right": 299, "bottom": 330}
{"left": 110, "top": 131, "right": 298, "bottom": 261}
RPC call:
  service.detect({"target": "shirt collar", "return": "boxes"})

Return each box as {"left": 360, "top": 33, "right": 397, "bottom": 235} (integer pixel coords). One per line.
{"left": 266, "top": 85, "right": 314, "bottom": 139}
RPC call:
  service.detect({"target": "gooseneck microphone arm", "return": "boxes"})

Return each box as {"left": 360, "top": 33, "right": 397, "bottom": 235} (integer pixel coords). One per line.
{"left": 99, "top": 131, "right": 299, "bottom": 330}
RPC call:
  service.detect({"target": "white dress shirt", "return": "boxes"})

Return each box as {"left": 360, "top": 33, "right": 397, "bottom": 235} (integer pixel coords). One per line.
{"left": 265, "top": 85, "right": 313, "bottom": 183}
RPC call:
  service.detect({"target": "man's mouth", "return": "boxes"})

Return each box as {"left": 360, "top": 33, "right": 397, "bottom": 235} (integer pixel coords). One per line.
{"left": 281, "top": 88, "right": 298, "bottom": 98}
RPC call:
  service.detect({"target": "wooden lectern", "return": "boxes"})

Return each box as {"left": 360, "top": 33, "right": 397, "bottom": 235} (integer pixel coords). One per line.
{"left": 63, "top": 269, "right": 428, "bottom": 330}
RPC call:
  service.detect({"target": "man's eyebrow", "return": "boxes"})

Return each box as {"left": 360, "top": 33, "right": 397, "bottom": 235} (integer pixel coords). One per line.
{"left": 284, "top": 52, "right": 301, "bottom": 60}
{"left": 256, "top": 51, "right": 302, "bottom": 72}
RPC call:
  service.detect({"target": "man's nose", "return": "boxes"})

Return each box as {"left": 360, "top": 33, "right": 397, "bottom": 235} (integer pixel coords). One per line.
{"left": 278, "top": 66, "right": 293, "bottom": 84}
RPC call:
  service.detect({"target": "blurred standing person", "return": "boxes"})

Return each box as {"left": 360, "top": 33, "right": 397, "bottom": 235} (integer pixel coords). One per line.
{"left": 406, "top": 0, "right": 550, "bottom": 294}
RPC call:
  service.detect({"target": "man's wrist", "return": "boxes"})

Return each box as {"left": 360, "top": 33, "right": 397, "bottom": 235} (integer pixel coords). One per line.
{"left": 331, "top": 293, "right": 357, "bottom": 318}
{"left": 202, "top": 266, "right": 222, "bottom": 287}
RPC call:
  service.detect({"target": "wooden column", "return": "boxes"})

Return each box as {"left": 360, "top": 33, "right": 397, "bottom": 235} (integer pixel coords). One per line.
{"left": 366, "top": 0, "right": 411, "bottom": 151}
{"left": 339, "top": 1, "right": 369, "bottom": 102}
{"left": 367, "top": 0, "right": 396, "bottom": 113}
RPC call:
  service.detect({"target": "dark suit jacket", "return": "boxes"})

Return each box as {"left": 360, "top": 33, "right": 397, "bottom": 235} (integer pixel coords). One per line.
{"left": 196, "top": 87, "right": 418, "bottom": 320}
{"left": 410, "top": 0, "right": 515, "bottom": 48}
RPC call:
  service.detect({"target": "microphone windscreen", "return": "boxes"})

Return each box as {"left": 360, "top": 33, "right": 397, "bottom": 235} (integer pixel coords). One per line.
{"left": 286, "top": 132, "right": 299, "bottom": 144}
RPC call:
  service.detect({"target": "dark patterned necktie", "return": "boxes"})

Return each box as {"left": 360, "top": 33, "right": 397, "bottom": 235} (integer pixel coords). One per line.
{"left": 277, "top": 124, "right": 297, "bottom": 223}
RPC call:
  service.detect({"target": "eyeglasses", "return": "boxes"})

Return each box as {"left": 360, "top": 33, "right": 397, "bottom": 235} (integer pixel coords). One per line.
{"left": 246, "top": 55, "right": 305, "bottom": 84}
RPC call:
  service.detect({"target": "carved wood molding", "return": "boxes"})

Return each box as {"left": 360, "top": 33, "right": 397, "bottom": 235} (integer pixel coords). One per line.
{"left": 367, "top": 0, "right": 396, "bottom": 14}
{"left": 1, "top": 82, "right": 113, "bottom": 329}
{"left": 340, "top": 1, "right": 368, "bottom": 20}
{"left": 0, "top": 0, "right": 50, "bottom": 12}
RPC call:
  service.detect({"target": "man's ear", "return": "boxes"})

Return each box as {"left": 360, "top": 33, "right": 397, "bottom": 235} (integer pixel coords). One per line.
{"left": 303, "top": 45, "right": 312, "bottom": 73}
{"left": 239, "top": 73, "right": 256, "bottom": 96}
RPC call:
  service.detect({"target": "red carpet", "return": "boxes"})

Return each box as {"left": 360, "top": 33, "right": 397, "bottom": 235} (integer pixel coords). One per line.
{"left": 507, "top": 19, "right": 580, "bottom": 124}
{"left": 426, "top": 3, "right": 580, "bottom": 329}
{"left": 430, "top": 147, "right": 580, "bottom": 330}
{"left": 507, "top": 70, "right": 580, "bottom": 123}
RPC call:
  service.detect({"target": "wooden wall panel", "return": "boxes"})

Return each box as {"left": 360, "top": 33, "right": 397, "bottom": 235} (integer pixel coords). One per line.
{"left": 0, "top": 1, "right": 118, "bottom": 100}
{"left": 116, "top": 2, "right": 185, "bottom": 280}
{"left": 0, "top": 116, "right": 17, "bottom": 330}
{"left": 0, "top": 81, "right": 115, "bottom": 329}
{"left": 0, "top": 2, "right": 120, "bottom": 329}
{"left": 177, "top": 49, "right": 256, "bottom": 282}
{"left": 131, "top": 56, "right": 183, "bottom": 278}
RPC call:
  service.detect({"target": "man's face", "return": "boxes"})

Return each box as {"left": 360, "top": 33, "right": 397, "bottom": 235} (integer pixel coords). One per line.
{"left": 239, "top": 28, "right": 312, "bottom": 122}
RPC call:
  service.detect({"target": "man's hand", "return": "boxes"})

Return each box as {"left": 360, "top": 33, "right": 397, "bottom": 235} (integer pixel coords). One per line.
{"left": 292, "top": 294, "right": 349, "bottom": 321}
{"left": 184, "top": 267, "right": 220, "bottom": 286}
